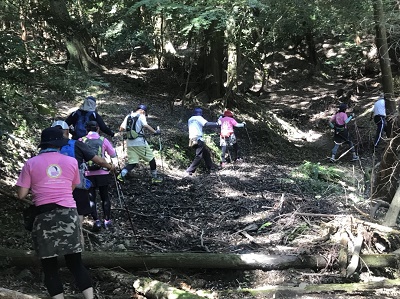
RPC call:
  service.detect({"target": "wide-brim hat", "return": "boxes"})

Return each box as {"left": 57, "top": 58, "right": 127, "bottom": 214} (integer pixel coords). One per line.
{"left": 38, "top": 127, "right": 69, "bottom": 148}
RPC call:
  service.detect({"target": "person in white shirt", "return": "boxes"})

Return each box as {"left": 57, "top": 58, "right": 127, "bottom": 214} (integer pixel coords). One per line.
{"left": 370, "top": 95, "right": 387, "bottom": 147}
{"left": 186, "top": 108, "right": 219, "bottom": 176}
{"left": 118, "top": 104, "right": 162, "bottom": 184}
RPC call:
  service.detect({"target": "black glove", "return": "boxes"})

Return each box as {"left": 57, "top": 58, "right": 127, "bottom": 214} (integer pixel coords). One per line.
{"left": 242, "top": 121, "right": 246, "bottom": 127}
{"left": 110, "top": 131, "right": 115, "bottom": 137}
{"left": 154, "top": 129, "right": 161, "bottom": 136}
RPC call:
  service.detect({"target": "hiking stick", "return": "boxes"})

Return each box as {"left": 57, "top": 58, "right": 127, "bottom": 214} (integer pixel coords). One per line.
{"left": 157, "top": 126, "right": 164, "bottom": 171}
{"left": 113, "top": 173, "right": 136, "bottom": 235}
{"left": 244, "top": 126, "right": 252, "bottom": 145}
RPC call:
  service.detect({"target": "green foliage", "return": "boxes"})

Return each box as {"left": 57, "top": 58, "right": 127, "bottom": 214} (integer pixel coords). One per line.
{"left": 297, "top": 161, "right": 342, "bottom": 181}
{"left": 285, "top": 161, "right": 344, "bottom": 197}
{"left": 286, "top": 223, "right": 309, "bottom": 241}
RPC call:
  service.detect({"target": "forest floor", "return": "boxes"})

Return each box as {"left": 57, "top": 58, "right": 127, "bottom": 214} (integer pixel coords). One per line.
{"left": 0, "top": 54, "right": 399, "bottom": 299}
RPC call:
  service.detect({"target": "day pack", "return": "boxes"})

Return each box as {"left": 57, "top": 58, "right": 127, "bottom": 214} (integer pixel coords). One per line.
{"left": 60, "top": 139, "right": 92, "bottom": 189}
{"left": 81, "top": 136, "right": 105, "bottom": 170}
{"left": 126, "top": 115, "right": 142, "bottom": 139}
{"left": 74, "top": 110, "right": 95, "bottom": 139}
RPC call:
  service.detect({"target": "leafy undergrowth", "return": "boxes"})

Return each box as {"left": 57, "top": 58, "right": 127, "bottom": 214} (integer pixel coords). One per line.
{"left": 0, "top": 66, "right": 399, "bottom": 298}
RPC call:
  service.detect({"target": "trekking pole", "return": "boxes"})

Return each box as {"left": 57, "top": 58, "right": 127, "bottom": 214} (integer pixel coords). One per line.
{"left": 113, "top": 173, "right": 136, "bottom": 235}
{"left": 157, "top": 126, "right": 164, "bottom": 171}
{"left": 244, "top": 125, "right": 252, "bottom": 145}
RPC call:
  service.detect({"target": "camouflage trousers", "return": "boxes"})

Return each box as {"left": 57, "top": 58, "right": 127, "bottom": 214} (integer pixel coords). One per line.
{"left": 32, "top": 207, "right": 82, "bottom": 259}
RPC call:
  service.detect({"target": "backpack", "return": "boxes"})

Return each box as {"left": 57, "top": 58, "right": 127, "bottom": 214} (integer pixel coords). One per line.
{"left": 60, "top": 139, "right": 76, "bottom": 158}
{"left": 126, "top": 115, "right": 142, "bottom": 139}
{"left": 81, "top": 136, "right": 105, "bottom": 170}
{"left": 74, "top": 110, "right": 95, "bottom": 139}
{"left": 60, "top": 139, "right": 91, "bottom": 189}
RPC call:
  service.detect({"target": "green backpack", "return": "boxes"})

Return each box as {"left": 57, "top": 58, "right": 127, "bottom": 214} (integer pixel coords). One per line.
{"left": 81, "top": 136, "right": 105, "bottom": 170}
{"left": 126, "top": 115, "right": 143, "bottom": 139}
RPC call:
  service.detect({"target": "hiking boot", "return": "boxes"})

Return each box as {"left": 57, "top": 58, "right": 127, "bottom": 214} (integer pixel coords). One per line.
{"left": 92, "top": 220, "right": 101, "bottom": 232}
{"left": 352, "top": 156, "right": 359, "bottom": 161}
{"left": 185, "top": 171, "right": 193, "bottom": 177}
{"left": 116, "top": 173, "right": 125, "bottom": 183}
{"left": 104, "top": 219, "right": 112, "bottom": 229}
{"left": 151, "top": 177, "right": 163, "bottom": 184}
{"left": 330, "top": 157, "right": 336, "bottom": 163}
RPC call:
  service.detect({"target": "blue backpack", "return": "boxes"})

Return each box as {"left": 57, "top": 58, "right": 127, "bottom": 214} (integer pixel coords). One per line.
{"left": 74, "top": 110, "right": 94, "bottom": 139}
{"left": 60, "top": 139, "right": 91, "bottom": 189}
{"left": 60, "top": 139, "right": 76, "bottom": 157}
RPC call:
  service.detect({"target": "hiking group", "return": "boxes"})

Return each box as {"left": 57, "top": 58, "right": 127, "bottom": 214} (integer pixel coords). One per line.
{"left": 328, "top": 94, "right": 388, "bottom": 163}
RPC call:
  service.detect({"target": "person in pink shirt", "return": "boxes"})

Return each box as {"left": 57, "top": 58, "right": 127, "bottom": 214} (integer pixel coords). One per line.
{"left": 16, "top": 127, "right": 94, "bottom": 299}
{"left": 80, "top": 121, "right": 117, "bottom": 231}
{"left": 218, "top": 110, "right": 246, "bottom": 167}
{"left": 329, "top": 103, "right": 359, "bottom": 162}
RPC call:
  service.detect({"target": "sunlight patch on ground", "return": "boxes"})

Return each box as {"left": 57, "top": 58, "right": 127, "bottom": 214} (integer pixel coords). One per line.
{"left": 271, "top": 112, "right": 322, "bottom": 143}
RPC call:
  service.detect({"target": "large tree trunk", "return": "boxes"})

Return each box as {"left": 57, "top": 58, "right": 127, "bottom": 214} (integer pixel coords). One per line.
{"left": 372, "top": 0, "right": 397, "bottom": 202}
{"left": 204, "top": 22, "right": 225, "bottom": 100}
{"left": 0, "top": 247, "right": 398, "bottom": 270}
{"left": 48, "top": 0, "right": 105, "bottom": 72}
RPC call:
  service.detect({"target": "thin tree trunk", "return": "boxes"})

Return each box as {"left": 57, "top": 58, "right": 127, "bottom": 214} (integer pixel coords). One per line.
{"left": 372, "top": 0, "right": 397, "bottom": 203}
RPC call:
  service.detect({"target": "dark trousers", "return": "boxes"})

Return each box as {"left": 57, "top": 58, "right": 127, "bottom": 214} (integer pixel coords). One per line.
{"left": 41, "top": 253, "right": 92, "bottom": 296}
{"left": 87, "top": 175, "right": 111, "bottom": 220}
{"left": 221, "top": 143, "right": 239, "bottom": 162}
{"left": 374, "top": 115, "right": 386, "bottom": 147}
{"left": 186, "top": 140, "right": 213, "bottom": 173}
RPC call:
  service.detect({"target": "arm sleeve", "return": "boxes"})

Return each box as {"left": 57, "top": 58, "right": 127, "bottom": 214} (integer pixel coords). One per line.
{"left": 94, "top": 113, "right": 114, "bottom": 137}
{"left": 65, "top": 112, "right": 76, "bottom": 126}
{"left": 76, "top": 141, "right": 96, "bottom": 161}
{"left": 104, "top": 138, "right": 117, "bottom": 158}
{"left": 345, "top": 115, "right": 353, "bottom": 124}
{"left": 204, "top": 122, "right": 220, "bottom": 128}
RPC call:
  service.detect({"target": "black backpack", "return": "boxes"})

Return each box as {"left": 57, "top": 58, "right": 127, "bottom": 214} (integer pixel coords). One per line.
{"left": 81, "top": 136, "right": 105, "bottom": 170}
{"left": 126, "top": 115, "right": 142, "bottom": 139}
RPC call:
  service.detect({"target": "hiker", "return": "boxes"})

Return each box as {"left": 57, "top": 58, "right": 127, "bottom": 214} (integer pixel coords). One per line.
{"left": 117, "top": 104, "right": 162, "bottom": 184}
{"left": 51, "top": 120, "right": 115, "bottom": 234}
{"left": 218, "top": 109, "right": 246, "bottom": 167}
{"left": 186, "top": 107, "right": 220, "bottom": 176}
{"left": 370, "top": 94, "right": 387, "bottom": 147}
{"left": 329, "top": 103, "right": 359, "bottom": 162}
{"left": 65, "top": 96, "right": 115, "bottom": 140}
{"left": 80, "top": 121, "right": 117, "bottom": 231}
{"left": 16, "top": 127, "right": 94, "bottom": 299}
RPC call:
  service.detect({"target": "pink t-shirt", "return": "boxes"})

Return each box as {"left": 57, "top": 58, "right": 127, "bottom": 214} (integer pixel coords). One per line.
{"left": 220, "top": 116, "right": 238, "bottom": 137}
{"left": 330, "top": 112, "right": 348, "bottom": 126}
{"left": 80, "top": 132, "right": 116, "bottom": 176}
{"left": 16, "top": 152, "right": 80, "bottom": 207}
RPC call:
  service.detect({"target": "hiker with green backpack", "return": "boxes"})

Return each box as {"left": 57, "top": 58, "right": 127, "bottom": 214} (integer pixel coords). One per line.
{"left": 117, "top": 104, "right": 162, "bottom": 184}
{"left": 65, "top": 96, "right": 115, "bottom": 140}
{"left": 80, "top": 121, "right": 117, "bottom": 231}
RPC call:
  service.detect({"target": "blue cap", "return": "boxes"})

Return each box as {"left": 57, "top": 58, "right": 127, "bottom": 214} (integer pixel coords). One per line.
{"left": 137, "top": 104, "right": 147, "bottom": 111}
{"left": 193, "top": 107, "right": 203, "bottom": 116}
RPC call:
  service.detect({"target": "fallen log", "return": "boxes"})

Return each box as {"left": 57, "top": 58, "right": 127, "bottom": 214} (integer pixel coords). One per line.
{"left": 0, "top": 287, "right": 41, "bottom": 299}
{"left": 234, "top": 278, "right": 400, "bottom": 297}
{"left": 0, "top": 247, "right": 399, "bottom": 271}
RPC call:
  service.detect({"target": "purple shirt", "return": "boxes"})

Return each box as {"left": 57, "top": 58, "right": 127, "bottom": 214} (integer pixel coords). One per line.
{"left": 16, "top": 152, "right": 79, "bottom": 207}
{"left": 330, "top": 112, "right": 348, "bottom": 127}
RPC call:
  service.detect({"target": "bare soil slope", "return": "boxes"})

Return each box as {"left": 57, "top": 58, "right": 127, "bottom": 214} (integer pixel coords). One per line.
{"left": 0, "top": 57, "right": 397, "bottom": 298}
